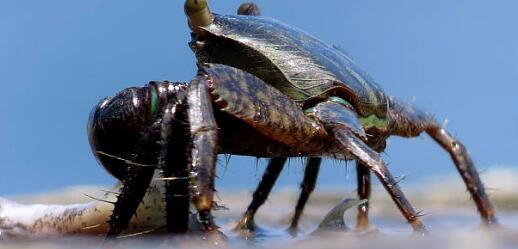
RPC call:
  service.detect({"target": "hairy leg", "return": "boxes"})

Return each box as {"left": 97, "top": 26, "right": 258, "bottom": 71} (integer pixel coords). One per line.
{"left": 388, "top": 97, "right": 497, "bottom": 225}
{"left": 236, "top": 2, "right": 323, "bottom": 234}
{"left": 159, "top": 102, "right": 191, "bottom": 233}
{"left": 187, "top": 75, "right": 219, "bottom": 232}
{"left": 106, "top": 167, "right": 155, "bottom": 238}
{"left": 289, "top": 157, "right": 321, "bottom": 232}
{"left": 355, "top": 161, "right": 371, "bottom": 230}
{"left": 236, "top": 157, "right": 286, "bottom": 232}
{"left": 313, "top": 101, "right": 426, "bottom": 232}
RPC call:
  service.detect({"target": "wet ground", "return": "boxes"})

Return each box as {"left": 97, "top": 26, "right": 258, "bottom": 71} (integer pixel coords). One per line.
{"left": 2, "top": 168, "right": 518, "bottom": 249}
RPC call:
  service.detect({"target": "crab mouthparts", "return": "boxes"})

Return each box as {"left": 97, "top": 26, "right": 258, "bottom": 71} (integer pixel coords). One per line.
{"left": 184, "top": 0, "right": 214, "bottom": 32}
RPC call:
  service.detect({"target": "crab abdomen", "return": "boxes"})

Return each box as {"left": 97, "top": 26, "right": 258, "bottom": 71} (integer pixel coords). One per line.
{"left": 199, "top": 14, "right": 387, "bottom": 118}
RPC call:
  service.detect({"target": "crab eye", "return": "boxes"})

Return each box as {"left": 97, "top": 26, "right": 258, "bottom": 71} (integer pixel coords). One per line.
{"left": 184, "top": 0, "right": 213, "bottom": 30}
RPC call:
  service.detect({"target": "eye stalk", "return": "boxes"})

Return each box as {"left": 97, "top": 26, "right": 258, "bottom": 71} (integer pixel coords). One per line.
{"left": 184, "top": 0, "right": 213, "bottom": 33}
{"left": 237, "top": 2, "right": 261, "bottom": 16}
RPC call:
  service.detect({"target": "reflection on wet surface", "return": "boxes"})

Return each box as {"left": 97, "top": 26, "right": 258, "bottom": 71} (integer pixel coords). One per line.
{"left": 2, "top": 168, "right": 518, "bottom": 249}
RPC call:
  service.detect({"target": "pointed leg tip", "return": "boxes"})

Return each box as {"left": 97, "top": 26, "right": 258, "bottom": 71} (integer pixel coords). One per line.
{"left": 287, "top": 226, "right": 302, "bottom": 237}
{"left": 481, "top": 218, "right": 503, "bottom": 231}
{"left": 234, "top": 218, "right": 258, "bottom": 239}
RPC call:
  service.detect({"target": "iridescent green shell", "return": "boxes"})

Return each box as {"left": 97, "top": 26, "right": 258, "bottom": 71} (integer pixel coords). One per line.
{"left": 193, "top": 14, "right": 387, "bottom": 118}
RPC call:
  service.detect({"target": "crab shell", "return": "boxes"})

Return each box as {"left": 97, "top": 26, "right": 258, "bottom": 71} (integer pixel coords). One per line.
{"left": 189, "top": 13, "right": 388, "bottom": 124}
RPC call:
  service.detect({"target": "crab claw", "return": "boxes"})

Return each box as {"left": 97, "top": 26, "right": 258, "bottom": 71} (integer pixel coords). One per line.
{"left": 184, "top": 0, "right": 213, "bottom": 33}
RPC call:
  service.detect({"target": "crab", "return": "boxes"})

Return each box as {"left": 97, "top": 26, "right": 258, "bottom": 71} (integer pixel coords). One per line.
{"left": 86, "top": 0, "right": 498, "bottom": 239}
{"left": 183, "top": 0, "right": 497, "bottom": 231}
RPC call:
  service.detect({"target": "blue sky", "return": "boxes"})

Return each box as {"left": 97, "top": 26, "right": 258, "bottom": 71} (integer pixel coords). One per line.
{"left": 1, "top": 0, "right": 517, "bottom": 195}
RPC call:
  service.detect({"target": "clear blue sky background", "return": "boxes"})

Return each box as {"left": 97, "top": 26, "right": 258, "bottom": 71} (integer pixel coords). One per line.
{"left": 1, "top": 1, "right": 517, "bottom": 195}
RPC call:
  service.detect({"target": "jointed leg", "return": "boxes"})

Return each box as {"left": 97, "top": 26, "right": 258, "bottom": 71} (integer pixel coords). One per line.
{"left": 427, "top": 128, "right": 497, "bottom": 224}
{"left": 159, "top": 102, "right": 191, "bottom": 233}
{"left": 355, "top": 161, "right": 371, "bottom": 230}
{"left": 236, "top": 157, "right": 286, "bottom": 232}
{"left": 335, "top": 129, "right": 425, "bottom": 232}
{"left": 106, "top": 166, "right": 155, "bottom": 238}
{"left": 289, "top": 157, "right": 321, "bottom": 232}
{"left": 237, "top": 155, "right": 322, "bottom": 234}
{"left": 198, "top": 63, "right": 332, "bottom": 233}
{"left": 199, "top": 63, "right": 373, "bottom": 233}
{"left": 314, "top": 101, "right": 426, "bottom": 232}
{"left": 187, "top": 76, "right": 219, "bottom": 232}
{"left": 106, "top": 120, "right": 161, "bottom": 238}
{"left": 388, "top": 97, "right": 497, "bottom": 225}
{"left": 237, "top": 1, "right": 323, "bottom": 233}
{"left": 203, "top": 63, "right": 426, "bottom": 232}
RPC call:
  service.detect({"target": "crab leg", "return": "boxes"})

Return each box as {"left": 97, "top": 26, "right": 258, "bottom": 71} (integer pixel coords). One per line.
{"left": 236, "top": 1, "right": 324, "bottom": 233}
{"left": 236, "top": 157, "right": 286, "bottom": 232}
{"left": 106, "top": 166, "right": 155, "bottom": 238}
{"left": 189, "top": 63, "right": 329, "bottom": 231}
{"left": 197, "top": 63, "right": 426, "bottom": 232}
{"left": 104, "top": 117, "right": 163, "bottom": 238}
{"left": 356, "top": 161, "right": 371, "bottom": 230}
{"left": 312, "top": 101, "right": 426, "bottom": 232}
{"left": 186, "top": 75, "right": 220, "bottom": 232}
{"left": 337, "top": 129, "right": 425, "bottom": 232}
{"left": 388, "top": 98, "right": 497, "bottom": 225}
{"left": 158, "top": 102, "right": 191, "bottom": 233}
{"left": 289, "top": 157, "right": 322, "bottom": 232}
{"left": 235, "top": 0, "right": 288, "bottom": 229}
{"left": 236, "top": 156, "right": 322, "bottom": 233}
{"left": 428, "top": 129, "right": 496, "bottom": 224}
